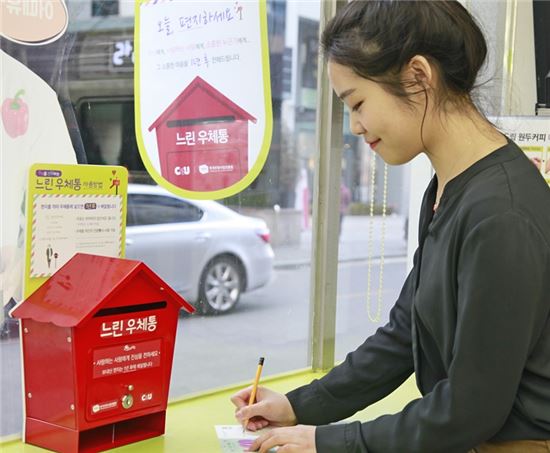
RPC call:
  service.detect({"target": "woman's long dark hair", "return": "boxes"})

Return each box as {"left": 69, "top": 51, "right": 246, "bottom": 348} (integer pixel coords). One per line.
{"left": 321, "top": 0, "right": 488, "bottom": 111}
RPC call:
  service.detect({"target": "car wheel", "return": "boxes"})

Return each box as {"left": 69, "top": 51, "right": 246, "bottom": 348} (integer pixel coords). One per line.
{"left": 198, "top": 256, "right": 244, "bottom": 315}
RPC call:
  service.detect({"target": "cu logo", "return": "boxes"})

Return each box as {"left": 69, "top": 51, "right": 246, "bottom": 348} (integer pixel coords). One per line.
{"left": 174, "top": 166, "right": 190, "bottom": 176}
{"left": 141, "top": 392, "right": 153, "bottom": 401}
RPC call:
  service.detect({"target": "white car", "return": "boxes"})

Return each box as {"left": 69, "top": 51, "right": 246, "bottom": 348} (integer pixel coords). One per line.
{"left": 125, "top": 184, "right": 274, "bottom": 315}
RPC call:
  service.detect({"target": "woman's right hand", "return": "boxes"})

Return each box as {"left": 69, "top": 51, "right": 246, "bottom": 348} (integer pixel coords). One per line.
{"left": 231, "top": 386, "right": 298, "bottom": 432}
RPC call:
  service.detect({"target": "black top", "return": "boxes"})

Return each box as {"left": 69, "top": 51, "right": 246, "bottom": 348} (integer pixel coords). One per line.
{"left": 286, "top": 141, "right": 550, "bottom": 453}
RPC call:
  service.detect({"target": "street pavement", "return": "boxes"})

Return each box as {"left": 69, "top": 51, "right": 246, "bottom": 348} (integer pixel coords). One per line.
{"left": 274, "top": 214, "right": 407, "bottom": 268}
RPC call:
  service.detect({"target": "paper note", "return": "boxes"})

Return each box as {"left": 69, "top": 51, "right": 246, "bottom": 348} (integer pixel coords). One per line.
{"left": 215, "top": 425, "right": 277, "bottom": 453}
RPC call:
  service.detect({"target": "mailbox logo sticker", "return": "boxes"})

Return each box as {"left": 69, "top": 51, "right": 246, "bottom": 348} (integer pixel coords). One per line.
{"left": 91, "top": 400, "right": 118, "bottom": 414}
{"left": 92, "top": 339, "right": 162, "bottom": 379}
{"left": 135, "top": 0, "right": 272, "bottom": 199}
{"left": 141, "top": 392, "right": 153, "bottom": 402}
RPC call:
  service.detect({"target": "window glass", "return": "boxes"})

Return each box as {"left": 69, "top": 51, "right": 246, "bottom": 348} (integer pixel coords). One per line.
{"left": 0, "top": 0, "right": 318, "bottom": 437}
{"left": 80, "top": 100, "right": 148, "bottom": 178}
{"left": 335, "top": 123, "right": 410, "bottom": 359}
{"left": 0, "top": 0, "right": 537, "bottom": 441}
{"left": 127, "top": 194, "right": 203, "bottom": 226}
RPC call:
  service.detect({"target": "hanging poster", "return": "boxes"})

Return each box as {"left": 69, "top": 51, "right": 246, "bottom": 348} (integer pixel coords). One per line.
{"left": 135, "top": 0, "right": 272, "bottom": 199}
{"left": 495, "top": 116, "right": 550, "bottom": 184}
{"left": 24, "top": 164, "right": 128, "bottom": 297}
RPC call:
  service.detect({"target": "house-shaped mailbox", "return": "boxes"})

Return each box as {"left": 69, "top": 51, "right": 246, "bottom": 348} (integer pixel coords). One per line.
{"left": 149, "top": 76, "right": 257, "bottom": 192}
{"left": 11, "top": 253, "right": 195, "bottom": 453}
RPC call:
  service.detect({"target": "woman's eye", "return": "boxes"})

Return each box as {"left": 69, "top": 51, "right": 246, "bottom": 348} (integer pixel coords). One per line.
{"left": 352, "top": 101, "right": 363, "bottom": 112}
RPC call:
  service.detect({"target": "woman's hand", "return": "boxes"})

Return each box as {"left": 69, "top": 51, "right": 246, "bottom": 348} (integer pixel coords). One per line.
{"left": 248, "top": 425, "right": 316, "bottom": 453}
{"left": 231, "top": 386, "right": 298, "bottom": 432}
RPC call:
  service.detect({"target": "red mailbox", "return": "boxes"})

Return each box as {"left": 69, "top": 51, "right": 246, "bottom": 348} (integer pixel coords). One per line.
{"left": 11, "top": 253, "right": 195, "bottom": 452}
{"left": 148, "top": 76, "right": 257, "bottom": 191}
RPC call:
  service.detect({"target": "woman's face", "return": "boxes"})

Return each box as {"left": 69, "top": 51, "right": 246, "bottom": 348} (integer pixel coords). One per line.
{"left": 327, "top": 61, "right": 426, "bottom": 165}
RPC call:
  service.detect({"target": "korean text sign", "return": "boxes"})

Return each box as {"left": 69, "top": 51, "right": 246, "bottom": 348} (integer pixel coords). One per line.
{"left": 24, "top": 163, "right": 128, "bottom": 297}
{"left": 494, "top": 116, "right": 550, "bottom": 184}
{"left": 135, "top": 0, "right": 272, "bottom": 199}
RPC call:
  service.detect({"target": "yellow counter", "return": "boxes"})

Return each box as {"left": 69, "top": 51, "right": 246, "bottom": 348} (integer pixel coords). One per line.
{"left": 0, "top": 370, "right": 419, "bottom": 452}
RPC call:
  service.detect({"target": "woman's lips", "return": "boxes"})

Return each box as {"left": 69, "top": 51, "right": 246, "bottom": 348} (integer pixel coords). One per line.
{"left": 368, "top": 139, "right": 381, "bottom": 149}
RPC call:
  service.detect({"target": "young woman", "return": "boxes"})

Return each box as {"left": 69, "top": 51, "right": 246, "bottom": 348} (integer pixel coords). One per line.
{"left": 231, "top": 1, "right": 550, "bottom": 452}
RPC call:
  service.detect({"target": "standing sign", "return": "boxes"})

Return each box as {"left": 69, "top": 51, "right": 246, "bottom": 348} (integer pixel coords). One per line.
{"left": 495, "top": 116, "right": 550, "bottom": 184}
{"left": 135, "top": 0, "right": 272, "bottom": 199}
{"left": 24, "top": 164, "right": 128, "bottom": 297}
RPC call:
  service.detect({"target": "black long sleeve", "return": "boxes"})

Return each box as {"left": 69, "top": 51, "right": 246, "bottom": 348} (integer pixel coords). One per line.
{"left": 319, "top": 214, "right": 548, "bottom": 452}
{"left": 286, "top": 143, "right": 550, "bottom": 453}
{"left": 286, "top": 260, "right": 416, "bottom": 426}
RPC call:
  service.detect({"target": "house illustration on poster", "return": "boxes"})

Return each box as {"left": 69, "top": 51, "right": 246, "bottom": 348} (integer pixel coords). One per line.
{"left": 148, "top": 76, "right": 257, "bottom": 192}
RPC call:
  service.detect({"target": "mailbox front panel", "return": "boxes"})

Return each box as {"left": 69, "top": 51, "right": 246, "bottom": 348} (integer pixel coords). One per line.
{"left": 86, "top": 337, "right": 165, "bottom": 422}
{"left": 79, "top": 302, "right": 179, "bottom": 426}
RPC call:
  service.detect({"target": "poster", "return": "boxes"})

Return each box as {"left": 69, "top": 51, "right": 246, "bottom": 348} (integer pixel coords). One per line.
{"left": 1, "top": 50, "right": 76, "bottom": 318}
{"left": 24, "top": 164, "right": 128, "bottom": 297}
{"left": 135, "top": 0, "right": 272, "bottom": 199}
{"left": 495, "top": 116, "right": 550, "bottom": 184}
{"left": 30, "top": 194, "right": 122, "bottom": 277}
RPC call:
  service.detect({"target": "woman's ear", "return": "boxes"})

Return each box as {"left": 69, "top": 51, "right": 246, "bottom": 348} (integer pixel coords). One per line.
{"left": 404, "top": 55, "right": 434, "bottom": 91}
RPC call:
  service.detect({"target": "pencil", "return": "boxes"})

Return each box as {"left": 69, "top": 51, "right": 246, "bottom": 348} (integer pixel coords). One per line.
{"left": 243, "top": 357, "right": 265, "bottom": 433}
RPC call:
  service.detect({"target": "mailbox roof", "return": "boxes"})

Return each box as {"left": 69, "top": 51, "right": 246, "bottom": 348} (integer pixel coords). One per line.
{"left": 11, "top": 253, "right": 195, "bottom": 327}
{"left": 149, "top": 75, "right": 256, "bottom": 131}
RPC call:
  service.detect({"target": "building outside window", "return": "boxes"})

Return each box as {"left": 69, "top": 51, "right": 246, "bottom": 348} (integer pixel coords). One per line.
{"left": 92, "top": 0, "right": 119, "bottom": 17}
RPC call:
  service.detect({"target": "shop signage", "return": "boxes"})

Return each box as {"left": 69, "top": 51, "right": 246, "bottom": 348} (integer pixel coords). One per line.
{"left": 0, "top": 0, "right": 68, "bottom": 45}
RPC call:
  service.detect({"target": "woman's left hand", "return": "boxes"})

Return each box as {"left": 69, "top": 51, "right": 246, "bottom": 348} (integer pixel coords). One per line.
{"left": 248, "top": 425, "right": 316, "bottom": 453}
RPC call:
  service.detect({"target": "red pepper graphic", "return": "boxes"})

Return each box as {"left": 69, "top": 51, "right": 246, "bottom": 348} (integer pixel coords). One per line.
{"left": 2, "top": 89, "right": 29, "bottom": 138}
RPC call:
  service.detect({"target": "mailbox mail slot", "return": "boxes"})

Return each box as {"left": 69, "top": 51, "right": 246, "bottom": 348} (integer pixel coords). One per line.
{"left": 11, "top": 253, "right": 194, "bottom": 453}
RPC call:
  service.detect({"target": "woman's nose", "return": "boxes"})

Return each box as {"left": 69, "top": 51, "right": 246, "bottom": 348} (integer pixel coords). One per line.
{"left": 349, "top": 115, "right": 366, "bottom": 136}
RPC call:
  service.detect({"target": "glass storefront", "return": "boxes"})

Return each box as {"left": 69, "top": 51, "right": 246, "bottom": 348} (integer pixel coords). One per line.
{"left": 1, "top": 0, "right": 325, "bottom": 437}
{"left": 2, "top": 0, "right": 542, "bottom": 441}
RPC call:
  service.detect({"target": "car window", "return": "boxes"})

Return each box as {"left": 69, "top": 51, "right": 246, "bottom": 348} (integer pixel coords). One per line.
{"left": 127, "top": 194, "right": 203, "bottom": 226}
